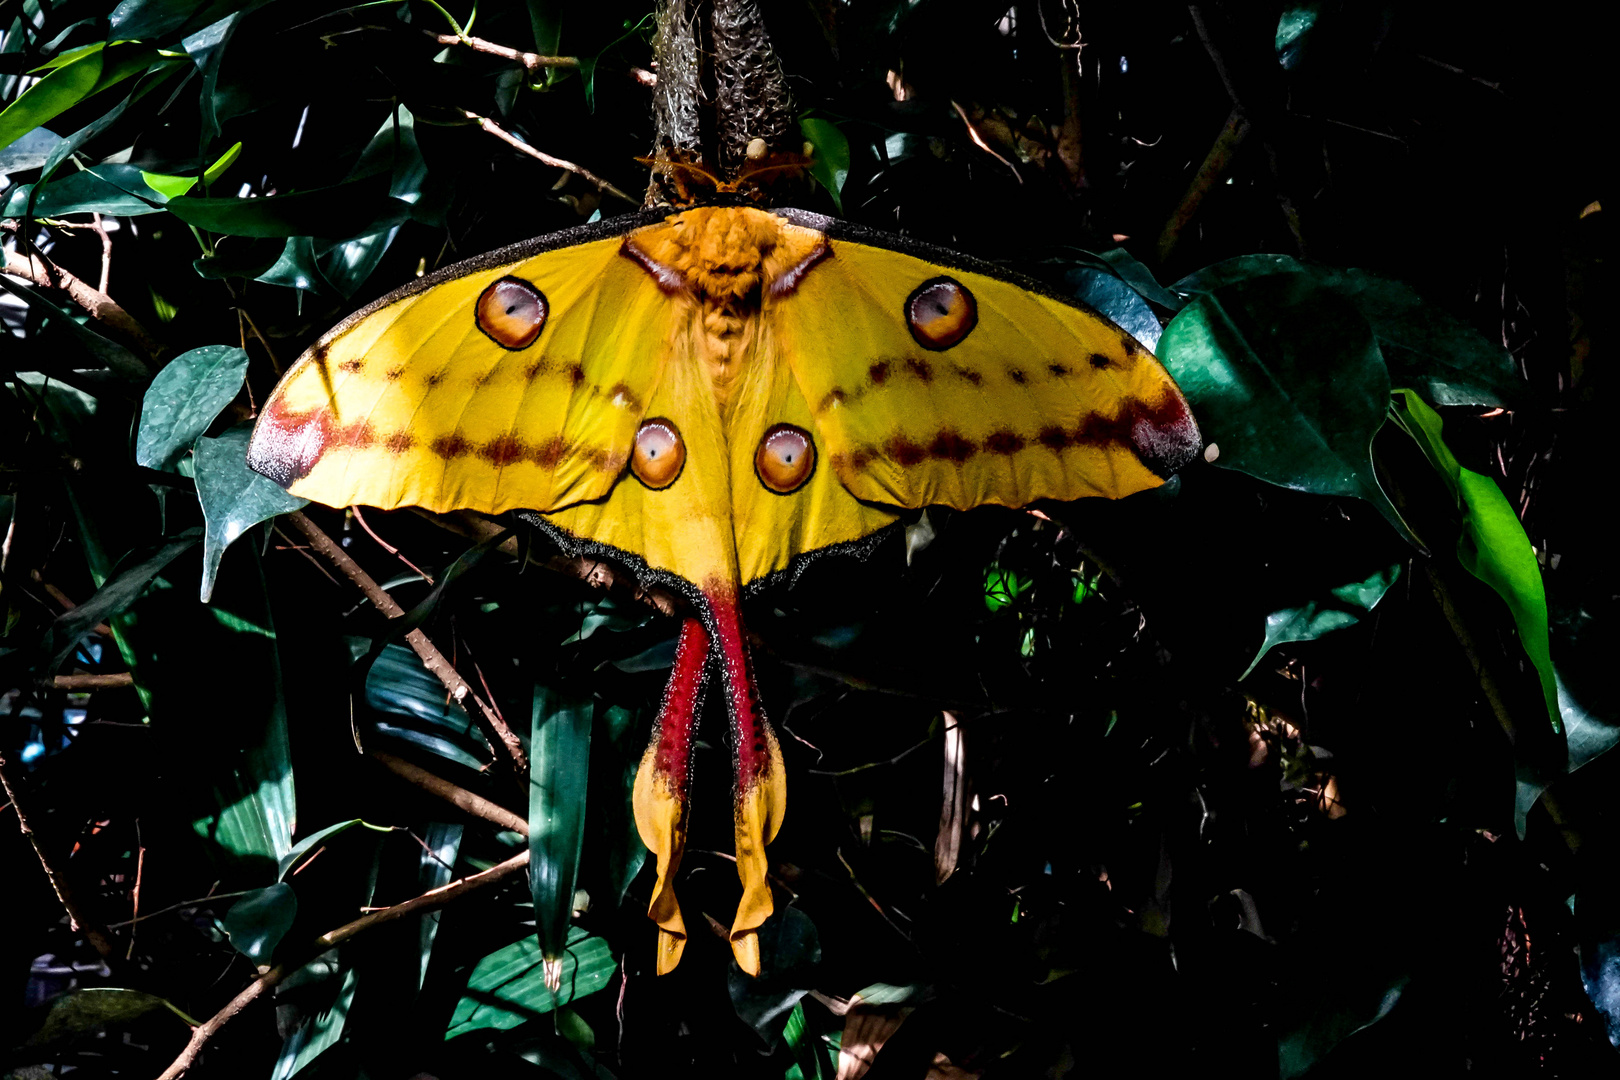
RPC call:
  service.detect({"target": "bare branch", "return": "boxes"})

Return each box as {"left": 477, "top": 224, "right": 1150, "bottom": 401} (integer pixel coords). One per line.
{"left": 0, "top": 752, "right": 116, "bottom": 959}
{"left": 459, "top": 110, "right": 638, "bottom": 206}
{"left": 53, "top": 673, "right": 135, "bottom": 690}
{"left": 431, "top": 31, "right": 655, "bottom": 86}
{"left": 370, "top": 751, "right": 529, "bottom": 834}
{"left": 155, "top": 851, "right": 529, "bottom": 1080}
{"left": 283, "top": 511, "right": 531, "bottom": 779}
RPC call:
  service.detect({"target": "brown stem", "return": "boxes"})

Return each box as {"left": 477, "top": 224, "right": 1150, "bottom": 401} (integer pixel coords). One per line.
{"left": 459, "top": 110, "right": 637, "bottom": 206}
{"left": 1155, "top": 107, "right": 1252, "bottom": 264}
{"left": 370, "top": 751, "right": 529, "bottom": 834}
{"left": 0, "top": 752, "right": 116, "bottom": 959}
{"left": 2, "top": 249, "right": 162, "bottom": 369}
{"left": 53, "top": 673, "right": 135, "bottom": 690}
{"left": 155, "top": 851, "right": 529, "bottom": 1080}
{"left": 283, "top": 512, "right": 530, "bottom": 778}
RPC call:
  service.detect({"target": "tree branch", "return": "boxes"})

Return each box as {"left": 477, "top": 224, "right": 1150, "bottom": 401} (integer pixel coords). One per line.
{"left": 459, "top": 110, "right": 638, "bottom": 205}
{"left": 0, "top": 751, "right": 115, "bottom": 959}
{"left": 53, "top": 673, "right": 135, "bottom": 690}
{"left": 2, "top": 247, "right": 163, "bottom": 367}
{"left": 283, "top": 511, "right": 531, "bottom": 779}
{"left": 369, "top": 751, "right": 529, "bottom": 834}
{"left": 155, "top": 851, "right": 529, "bottom": 1080}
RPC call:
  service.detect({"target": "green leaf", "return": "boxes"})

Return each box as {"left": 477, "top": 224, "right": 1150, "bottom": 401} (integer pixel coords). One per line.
{"left": 983, "top": 564, "right": 1030, "bottom": 612}
{"left": 363, "top": 642, "right": 494, "bottom": 770}
{"left": 43, "top": 530, "right": 201, "bottom": 674}
{"left": 1388, "top": 389, "right": 1557, "bottom": 732}
{"left": 415, "top": 822, "right": 464, "bottom": 991}
{"left": 136, "top": 345, "right": 249, "bottom": 471}
{"left": 0, "top": 45, "right": 103, "bottom": 155}
{"left": 166, "top": 177, "right": 415, "bottom": 239}
{"left": 194, "top": 422, "right": 307, "bottom": 602}
{"left": 530, "top": 684, "right": 593, "bottom": 970}
{"left": 1275, "top": 4, "right": 1323, "bottom": 71}
{"left": 1157, "top": 274, "right": 1408, "bottom": 538}
{"left": 1241, "top": 563, "right": 1401, "bottom": 680}
{"left": 194, "top": 235, "right": 286, "bottom": 280}
{"left": 445, "top": 928, "right": 615, "bottom": 1039}
{"left": 256, "top": 236, "right": 334, "bottom": 294}
{"left": 317, "top": 107, "right": 429, "bottom": 297}
{"left": 3, "top": 165, "right": 164, "bottom": 218}
{"left": 272, "top": 965, "right": 357, "bottom": 1080}
{"left": 1174, "top": 257, "right": 1523, "bottom": 406}
{"left": 588, "top": 703, "right": 648, "bottom": 906}
{"left": 182, "top": 12, "right": 239, "bottom": 149}
{"left": 1063, "top": 267, "right": 1161, "bottom": 350}
{"left": 800, "top": 118, "right": 850, "bottom": 214}
{"left": 0, "top": 126, "right": 65, "bottom": 172}
{"left": 25, "top": 988, "right": 196, "bottom": 1048}
{"left": 728, "top": 906, "right": 822, "bottom": 1047}
{"left": 223, "top": 882, "right": 298, "bottom": 962}
{"left": 278, "top": 818, "right": 392, "bottom": 880}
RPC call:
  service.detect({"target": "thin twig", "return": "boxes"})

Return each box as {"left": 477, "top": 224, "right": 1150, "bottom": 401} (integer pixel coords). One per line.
{"left": 126, "top": 821, "right": 145, "bottom": 960}
{"left": 91, "top": 213, "right": 112, "bottom": 294}
{"left": 284, "top": 511, "right": 530, "bottom": 778}
{"left": 430, "top": 30, "right": 656, "bottom": 85}
{"left": 0, "top": 752, "right": 116, "bottom": 959}
{"left": 351, "top": 506, "right": 435, "bottom": 584}
{"left": 459, "top": 110, "right": 637, "bottom": 205}
{"left": 155, "top": 851, "right": 530, "bottom": 1080}
{"left": 369, "top": 751, "right": 529, "bottom": 834}
{"left": 2, "top": 248, "right": 162, "bottom": 367}
{"left": 107, "top": 888, "right": 256, "bottom": 930}
{"left": 950, "top": 100, "right": 1023, "bottom": 183}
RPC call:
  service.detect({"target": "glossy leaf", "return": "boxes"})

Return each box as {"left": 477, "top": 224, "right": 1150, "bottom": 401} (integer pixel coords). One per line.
{"left": 223, "top": 882, "right": 298, "bottom": 962}
{"left": 25, "top": 988, "right": 195, "bottom": 1048}
{"left": 801, "top": 118, "right": 851, "bottom": 214}
{"left": 166, "top": 178, "right": 414, "bottom": 239}
{"left": 1275, "top": 4, "right": 1323, "bottom": 71}
{"left": 1388, "top": 389, "right": 1556, "bottom": 731}
{"left": 136, "top": 345, "right": 249, "bottom": 471}
{"left": 588, "top": 703, "right": 649, "bottom": 906}
{"left": 183, "top": 12, "right": 239, "bottom": 148}
{"left": 1064, "top": 266, "right": 1162, "bottom": 351}
{"left": 316, "top": 106, "right": 429, "bottom": 297}
{"left": 363, "top": 642, "right": 494, "bottom": 771}
{"left": 444, "top": 928, "right": 615, "bottom": 1039}
{"left": 729, "top": 906, "right": 822, "bottom": 1047}
{"left": 0, "top": 126, "right": 64, "bottom": 172}
{"left": 1241, "top": 563, "right": 1402, "bottom": 679}
{"left": 1174, "top": 257, "right": 1522, "bottom": 406}
{"left": 415, "top": 822, "right": 464, "bottom": 991}
{"left": 0, "top": 44, "right": 120, "bottom": 155}
{"left": 194, "top": 422, "right": 307, "bottom": 602}
{"left": 2, "top": 166, "right": 166, "bottom": 217}
{"left": 530, "top": 685, "right": 593, "bottom": 969}
{"left": 1157, "top": 273, "right": 1407, "bottom": 536}
{"left": 1550, "top": 586, "right": 1620, "bottom": 775}
{"left": 271, "top": 965, "right": 357, "bottom": 1080}
{"left": 194, "top": 235, "right": 286, "bottom": 280}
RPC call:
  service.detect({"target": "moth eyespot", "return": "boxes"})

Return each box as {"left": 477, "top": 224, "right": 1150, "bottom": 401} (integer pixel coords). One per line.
{"left": 476, "top": 276, "right": 548, "bottom": 350}
{"left": 755, "top": 424, "right": 815, "bottom": 493}
{"left": 631, "top": 418, "right": 684, "bottom": 489}
{"left": 905, "top": 277, "right": 977, "bottom": 351}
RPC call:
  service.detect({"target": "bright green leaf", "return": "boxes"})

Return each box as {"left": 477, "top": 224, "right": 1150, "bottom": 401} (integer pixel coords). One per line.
{"left": 1388, "top": 389, "right": 1556, "bottom": 732}
{"left": 194, "top": 423, "right": 307, "bottom": 602}
{"left": 444, "top": 928, "right": 616, "bottom": 1039}
{"left": 984, "top": 565, "right": 1030, "bottom": 612}
{"left": 800, "top": 118, "right": 850, "bottom": 214}
{"left": 136, "top": 345, "right": 249, "bottom": 471}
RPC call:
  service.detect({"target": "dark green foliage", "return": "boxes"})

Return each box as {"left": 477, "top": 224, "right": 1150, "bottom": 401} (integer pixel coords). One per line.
{"left": 2, "top": 2, "right": 1616, "bottom": 1078}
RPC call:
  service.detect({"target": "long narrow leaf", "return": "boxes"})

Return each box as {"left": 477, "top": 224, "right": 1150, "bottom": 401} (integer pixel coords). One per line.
{"left": 530, "top": 684, "right": 593, "bottom": 984}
